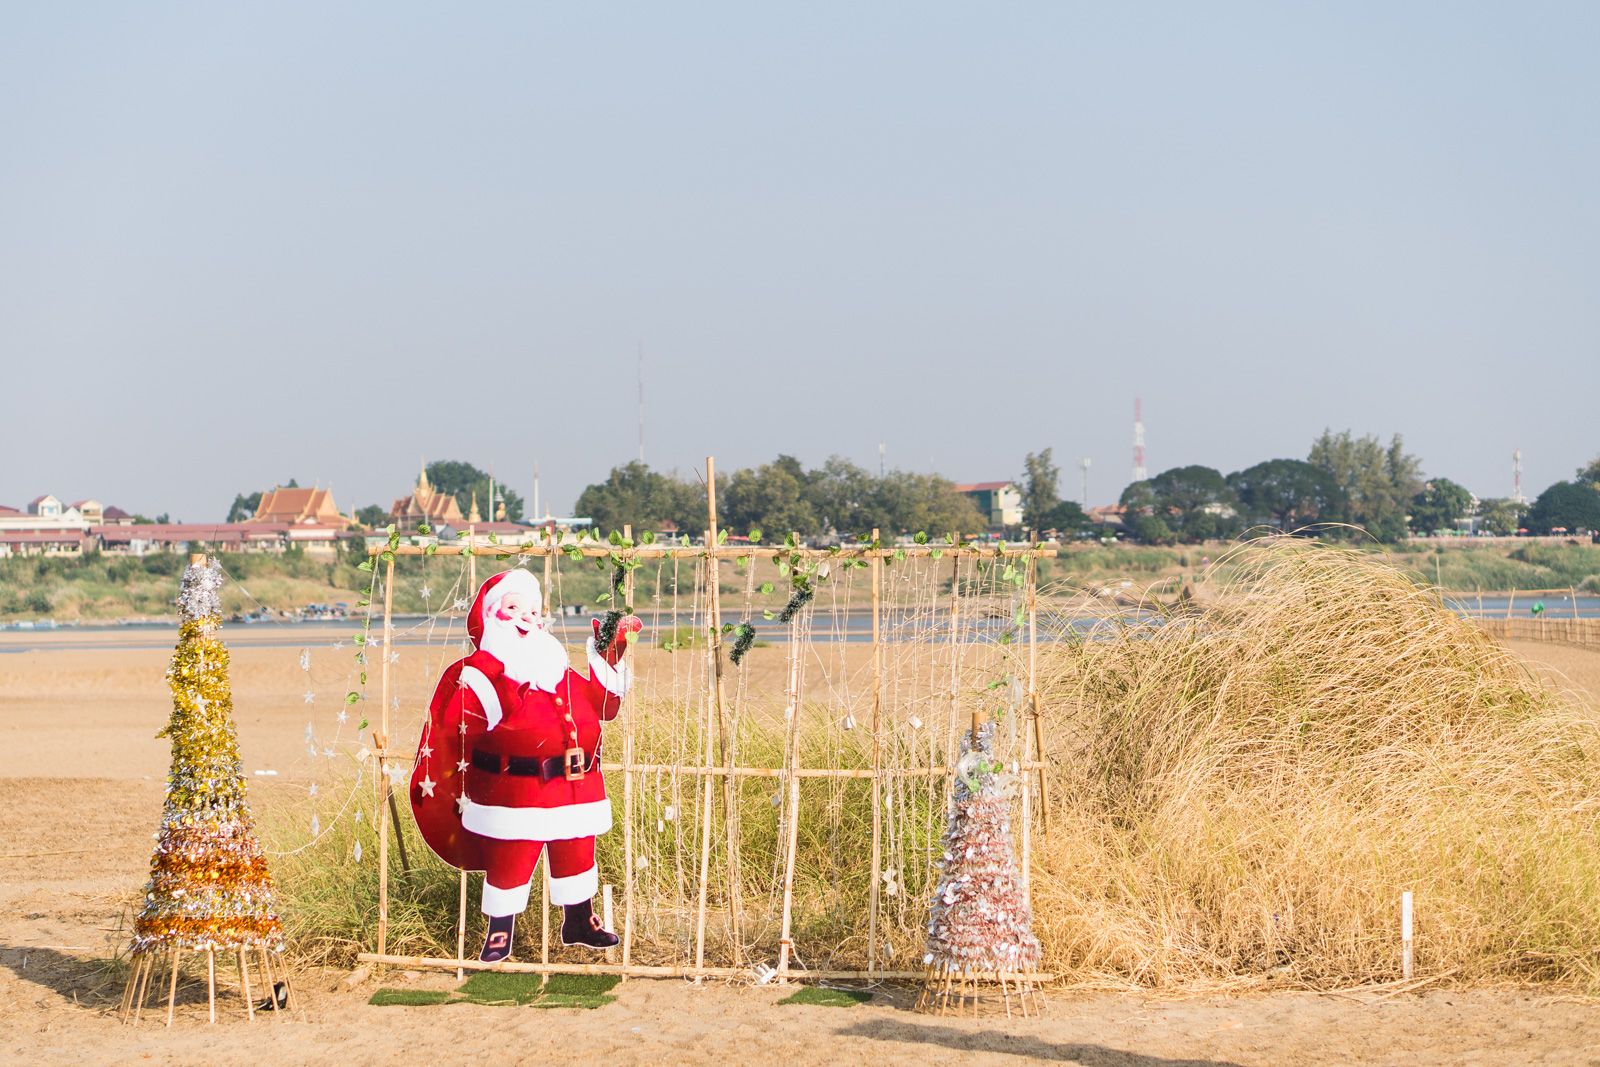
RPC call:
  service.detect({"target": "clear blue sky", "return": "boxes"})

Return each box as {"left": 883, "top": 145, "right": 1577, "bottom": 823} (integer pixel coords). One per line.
{"left": 3, "top": 3, "right": 1596, "bottom": 520}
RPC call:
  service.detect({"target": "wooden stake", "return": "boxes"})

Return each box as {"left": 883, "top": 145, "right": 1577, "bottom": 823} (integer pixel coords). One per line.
{"left": 206, "top": 948, "right": 217, "bottom": 1024}
{"left": 261, "top": 947, "right": 283, "bottom": 1017}
{"left": 1402, "top": 890, "right": 1414, "bottom": 979}
{"left": 602, "top": 884, "right": 615, "bottom": 963}
{"left": 376, "top": 555, "right": 395, "bottom": 958}
{"left": 166, "top": 947, "right": 182, "bottom": 1027}
{"left": 238, "top": 947, "right": 254, "bottom": 1022}
{"left": 867, "top": 528, "right": 883, "bottom": 973}
{"left": 775, "top": 591, "right": 807, "bottom": 984}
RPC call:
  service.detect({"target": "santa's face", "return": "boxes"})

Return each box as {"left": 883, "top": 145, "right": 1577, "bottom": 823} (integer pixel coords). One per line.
{"left": 480, "top": 589, "right": 569, "bottom": 691}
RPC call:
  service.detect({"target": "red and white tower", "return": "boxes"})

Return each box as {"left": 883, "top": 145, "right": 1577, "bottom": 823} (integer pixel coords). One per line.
{"left": 1132, "top": 398, "right": 1147, "bottom": 482}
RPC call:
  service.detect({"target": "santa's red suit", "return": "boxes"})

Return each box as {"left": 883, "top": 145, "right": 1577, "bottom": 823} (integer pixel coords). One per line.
{"left": 408, "top": 568, "right": 636, "bottom": 959}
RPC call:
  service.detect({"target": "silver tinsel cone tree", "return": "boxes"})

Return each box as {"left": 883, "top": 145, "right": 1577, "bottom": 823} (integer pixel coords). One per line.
{"left": 131, "top": 559, "right": 284, "bottom": 955}
{"left": 924, "top": 721, "right": 1040, "bottom": 975}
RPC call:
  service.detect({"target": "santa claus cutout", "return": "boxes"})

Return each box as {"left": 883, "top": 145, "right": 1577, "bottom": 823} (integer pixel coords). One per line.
{"left": 409, "top": 568, "right": 641, "bottom": 962}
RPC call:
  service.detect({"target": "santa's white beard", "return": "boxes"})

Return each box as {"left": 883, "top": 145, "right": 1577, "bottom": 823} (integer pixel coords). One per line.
{"left": 479, "top": 617, "right": 570, "bottom": 692}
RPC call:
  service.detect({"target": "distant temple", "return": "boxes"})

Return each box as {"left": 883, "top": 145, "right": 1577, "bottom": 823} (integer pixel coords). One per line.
{"left": 252, "top": 486, "right": 352, "bottom": 526}
{"left": 392, "top": 463, "right": 465, "bottom": 526}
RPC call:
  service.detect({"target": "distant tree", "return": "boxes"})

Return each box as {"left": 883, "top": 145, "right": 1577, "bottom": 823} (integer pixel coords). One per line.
{"left": 1129, "top": 513, "right": 1176, "bottom": 545}
{"left": 1038, "top": 500, "right": 1090, "bottom": 537}
{"left": 807, "top": 457, "right": 877, "bottom": 534}
{"left": 227, "top": 478, "right": 298, "bottom": 523}
{"left": 1308, "top": 430, "right": 1422, "bottom": 541}
{"left": 1476, "top": 497, "right": 1526, "bottom": 537}
{"left": 721, "top": 457, "right": 818, "bottom": 537}
{"left": 1409, "top": 478, "right": 1474, "bottom": 535}
{"left": 1020, "top": 449, "right": 1060, "bottom": 532}
{"left": 1227, "top": 459, "right": 1343, "bottom": 531}
{"left": 354, "top": 504, "right": 389, "bottom": 529}
{"left": 573, "top": 462, "right": 701, "bottom": 535}
{"left": 426, "top": 461, "right": 524, "bottom": 523}
{"left": 1577, "top": 456, "right": 1600, "bottom": 490}
{"left": 869, "top": 471, "right": 984, "bottom": 538}
{"left": 1145, "top": 465, "right": 1239, "bottom": 541}
{"left": 227, "top": 493, "right": 262, "bottom": 523}
{"left": 1525, "top": 481, "right": 1600, "bottom": 535}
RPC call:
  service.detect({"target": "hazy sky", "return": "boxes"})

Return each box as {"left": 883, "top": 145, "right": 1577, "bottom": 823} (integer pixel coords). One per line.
{"left": 4, "top": 3, "right": 1596, "bottom": 521}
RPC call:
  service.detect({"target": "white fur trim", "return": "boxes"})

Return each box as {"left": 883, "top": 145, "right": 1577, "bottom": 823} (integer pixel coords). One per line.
{"left": 459, "top": 665, "right": 502, "bottom": 730}
{"left": 481, "top": 569, "right": 541, "bottom": 619}
{"left": 481, "top": 879, "right": 532, "bottom": 917}
{"left": 547, "top": 865, "right": 598, "bottom": 906}
{"left": 586, "top": 636, "right": 631, "bottom": 697}
{"left": 461, "top": 798, "right": 613, "bottom": 841}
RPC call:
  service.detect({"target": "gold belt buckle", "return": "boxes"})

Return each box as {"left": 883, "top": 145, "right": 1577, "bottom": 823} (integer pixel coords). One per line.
{"left": 563, "top": 747, "right": 587, "bottom": 782}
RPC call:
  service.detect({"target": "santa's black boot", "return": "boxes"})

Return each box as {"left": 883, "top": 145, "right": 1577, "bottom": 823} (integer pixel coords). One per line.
{"left": 560, "top": 899, "right": 620, "bottom": 949}
{"left": 479, "top": 914, "right": 516, "bottom": 962}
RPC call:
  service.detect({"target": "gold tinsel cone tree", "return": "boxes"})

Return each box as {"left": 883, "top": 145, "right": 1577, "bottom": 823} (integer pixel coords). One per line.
{"left": 131, "top": 558, "right": 284, "bottom": 956}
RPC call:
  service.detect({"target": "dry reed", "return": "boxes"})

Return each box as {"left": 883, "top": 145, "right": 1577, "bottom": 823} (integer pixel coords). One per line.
{"left": 1032, "top": 536, "right": 1600, "bottom": 990}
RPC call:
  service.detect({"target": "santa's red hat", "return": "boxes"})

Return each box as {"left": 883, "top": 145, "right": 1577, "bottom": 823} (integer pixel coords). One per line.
{"left": 467, "top": 568, "right": 542, "bottom": 646}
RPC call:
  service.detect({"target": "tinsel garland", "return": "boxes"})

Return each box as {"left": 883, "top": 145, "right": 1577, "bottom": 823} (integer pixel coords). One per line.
{"left": 777, "top": 582, "right": 814, "bottom": 624}
{"left": 729, "top": 622, "right": 757, "bottom": 665}
{"left": 595, "top": 610, "right": 624, "bottom": 656}
{"left": 131, "top": 559, "right": 284, "bottom": 955}
{"left": 923, "top": 721, "right": 1040, "bottom": 975}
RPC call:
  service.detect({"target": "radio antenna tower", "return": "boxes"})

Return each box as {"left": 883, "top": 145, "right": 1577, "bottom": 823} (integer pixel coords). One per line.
{"left": 637, "top": 344, "right": 645, "bottom": 465}
{"left": 1512, "top": 448, "right": 1525, "bottom": 504}
{"left": 1080, "top": 457, "right": 1091, "bottom": 507}
{"left": 1132, "top": 397, "right": 1147, "bottom": 481}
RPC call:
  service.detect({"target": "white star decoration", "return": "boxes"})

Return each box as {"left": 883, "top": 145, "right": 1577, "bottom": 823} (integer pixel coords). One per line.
{"left": 303, "top": 690, "right": 316, "bottom": 704}
{"left": 456, "top": 758, "right": 469, "bottom": 772}
{"left": 336, "top": 710, "right": 348, "bottom": 724}
{"left": 420, "top": 744, "right": 433, "bottom": 759}
{"left": 419, "top": 584, "right": 432, "bottom": 599}
{"left": 389, "top": 651, "right": 400, "bottom": 664}
{"left": 418, "top": 775, "right": 436, "bottom": 797}
{"left": 453, "top": 598, "right": 470, "bottom": 612}
{"left": 456, "top": 795, "right": 468, "bottom": 814}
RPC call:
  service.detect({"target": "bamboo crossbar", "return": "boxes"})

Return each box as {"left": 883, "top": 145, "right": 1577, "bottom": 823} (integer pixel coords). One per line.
{"left": 354, "top": 952, "right": 1053, "bottom": 983}
{"left": 613, "top": 761, "right": 1047, "bottom": 778}
{"left": 371, "top": 542, "right": 1057, "bottom": 559}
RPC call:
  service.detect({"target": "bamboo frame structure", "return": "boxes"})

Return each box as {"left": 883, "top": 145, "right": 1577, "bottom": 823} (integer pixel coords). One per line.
{"left": 360, "top": 460, "right": 1056, "bottom": 988}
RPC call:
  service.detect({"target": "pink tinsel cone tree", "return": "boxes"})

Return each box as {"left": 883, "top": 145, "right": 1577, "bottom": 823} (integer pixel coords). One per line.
{"left": 924, "top": 720, "right": 1041, "bottom": 976}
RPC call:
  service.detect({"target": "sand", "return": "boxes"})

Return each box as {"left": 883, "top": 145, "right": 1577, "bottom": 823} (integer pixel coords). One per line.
{"left": 2, "top": 632, "right": 1598, "bottom": 1065}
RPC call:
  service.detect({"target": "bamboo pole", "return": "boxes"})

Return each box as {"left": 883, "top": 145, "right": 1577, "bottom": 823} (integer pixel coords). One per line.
{"left": 354, "top": 952, "right": 1054, "bottom": 982}
{"left": 206, "top": 948, "right": 217, "bottom": 1024}
{"left": 621, "top": 525, "right": 637, "bottom": 978}
{"left": 457, "top": 525, "right": 478, "bottom": 979}
{"left": 541, "top": 534, "right": 553, "bottom": 965}
{"left": 867, "top": 528, "right": 883, "bottom": 973}
{"left": 1027, "top": 542, "right": 1049, "bottom": 826}
{"left": 376, "top": 555, "right": 395, "bottom": 957}
{"left": 692, "top": 531, "right": 716, "bottom": 983}
{"left": 238, "top": 948, "right": 254, "bottom": 1023}
{"left": 165, "top": 947, "right": 182, "bottom": 1027}
{"left": 610, "top": 761, "right": 1046, "bottom": 779}
{"left": 703, "top": 457, "right": 743, "bottom": 961}
{"left": 775, "top": 580, "right": 806, "bottom": 984}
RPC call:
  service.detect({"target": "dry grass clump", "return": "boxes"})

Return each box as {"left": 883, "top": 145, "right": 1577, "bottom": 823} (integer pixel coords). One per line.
{"left": 1033, "top": 536, "right": 1600, "bottom": 990}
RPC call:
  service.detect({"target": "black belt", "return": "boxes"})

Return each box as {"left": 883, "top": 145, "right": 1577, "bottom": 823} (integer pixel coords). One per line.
{"left": 471, "top": 747, "right": 599, "bottom": 781}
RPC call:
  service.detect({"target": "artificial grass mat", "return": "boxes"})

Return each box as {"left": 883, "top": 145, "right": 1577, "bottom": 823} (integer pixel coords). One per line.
{"left": 777, "top": 986, "right": 873, "bottom": 1007}
{"left": 369, "top": 972, "right": 620, "bottom": 1009}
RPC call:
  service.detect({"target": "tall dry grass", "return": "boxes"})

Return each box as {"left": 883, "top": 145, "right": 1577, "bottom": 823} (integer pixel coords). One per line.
{"left": 1033, "top": 536, "right": 1600, "bottom": 989}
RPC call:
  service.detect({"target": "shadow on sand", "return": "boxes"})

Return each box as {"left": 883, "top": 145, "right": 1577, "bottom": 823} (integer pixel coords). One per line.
{"left": 835, "top": 1018, "right": 1248, "bottom": 1067}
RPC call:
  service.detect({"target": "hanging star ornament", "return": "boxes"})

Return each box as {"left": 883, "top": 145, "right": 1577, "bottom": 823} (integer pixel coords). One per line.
{"left": 420, "top": 744, "right": 433, "bottom": 759}
{"left": 303, "top": 690, "right": 316, "bottom": 704}
{"left": 418, "top": 775, "right": 437, "bottom": 798}
{"left": 456, "top": 757, "right": 469, "bottom": 772}
{"left": 455, "top": 795, "right": 469, "bottom": 814}
{"left": 419, "top": 584, "right": 432, "bottom": 600}
{"left": 336, "top": 709, "right": 348, "bottom": 725}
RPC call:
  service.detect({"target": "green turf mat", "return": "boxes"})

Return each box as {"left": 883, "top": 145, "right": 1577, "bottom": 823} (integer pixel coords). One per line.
{"left": 542, "top": 973, "right": 621, "bottom": 996}
{"left": 533, "top": 993, "right": 618, "bottom": 1010}
{"left": 458, "top": 971, "right": 547, "bottom": 1004}
{"left": 778, "top": 986, "right": 873, "bottom": 1007}
{"left": 370, "top": 988, "right": 455, "bottom": 1007}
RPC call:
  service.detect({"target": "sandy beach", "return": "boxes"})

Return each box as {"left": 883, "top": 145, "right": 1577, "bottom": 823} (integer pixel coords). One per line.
{"left": 2, "top": 634, "right": 1598, "bottom": 1066}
